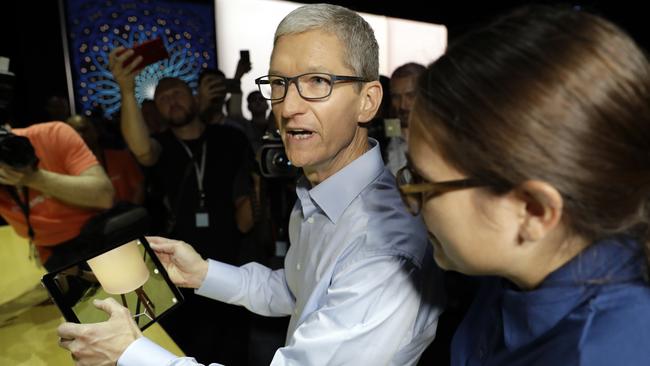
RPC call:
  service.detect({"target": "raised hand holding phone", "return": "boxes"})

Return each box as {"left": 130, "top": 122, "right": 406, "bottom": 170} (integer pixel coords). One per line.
{"left": 234, "top": 49, "right": 252, "bottom": 79}
{"left": 117, "top": 38, "right": 169, "bottom": 71}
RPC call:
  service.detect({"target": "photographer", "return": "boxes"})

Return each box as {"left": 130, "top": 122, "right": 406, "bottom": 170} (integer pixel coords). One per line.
{"left": 197, "top": 56, "right": 251, "bottom": 127}
{"left": 0, "top": 122, "right": 114, "bottom": 270}
{"left": 0, "top": 62, "right": 114, "bottom": 271}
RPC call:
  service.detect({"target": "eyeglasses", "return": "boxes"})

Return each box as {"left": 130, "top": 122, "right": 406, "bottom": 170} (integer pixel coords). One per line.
{"left": 395, "top": 165, "right": 486, "bottom": 215}
{"left": 254, "top": 73, "right": 369, "bottom": 101}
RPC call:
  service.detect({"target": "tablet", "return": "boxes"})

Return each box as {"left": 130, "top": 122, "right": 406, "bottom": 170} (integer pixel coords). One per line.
{"left": 41, "top": 236, "right": 183, "bottom": 331}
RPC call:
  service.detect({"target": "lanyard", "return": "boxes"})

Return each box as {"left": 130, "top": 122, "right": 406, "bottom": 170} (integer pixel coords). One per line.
{"left": 177, "top": 139, "right": 207, "bottom": 207}
{"left": 5, "top": 186, "right": 38, "bottom": 261}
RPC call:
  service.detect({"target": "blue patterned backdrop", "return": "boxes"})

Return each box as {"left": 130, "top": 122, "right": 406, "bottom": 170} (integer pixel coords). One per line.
{"left": 64, "top": 0, "right": 216, "bottom": 119}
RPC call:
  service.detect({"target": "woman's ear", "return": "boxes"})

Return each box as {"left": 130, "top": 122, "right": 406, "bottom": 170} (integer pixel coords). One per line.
{"left": 515, "top": 180, "right": 564, "bottom": 244}
{"left": 357, "top": 81, "right": 383, "bottom": 123}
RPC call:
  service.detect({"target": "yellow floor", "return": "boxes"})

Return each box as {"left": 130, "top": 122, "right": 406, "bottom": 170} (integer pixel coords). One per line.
{"left": 0, "top": 225, "right": 184, "bottom": 365}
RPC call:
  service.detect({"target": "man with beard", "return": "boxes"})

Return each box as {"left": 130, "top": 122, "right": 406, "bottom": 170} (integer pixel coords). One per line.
{"left": 107, "top": 50, "right": 254, "bottom": 364}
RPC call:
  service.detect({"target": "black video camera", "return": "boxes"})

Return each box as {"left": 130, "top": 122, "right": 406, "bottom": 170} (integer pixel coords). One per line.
{"left": 0, "top": 127, "right": 39, "bottom": 170}
{"left": 257, "top": 130, "right": 300, "bottom": 179}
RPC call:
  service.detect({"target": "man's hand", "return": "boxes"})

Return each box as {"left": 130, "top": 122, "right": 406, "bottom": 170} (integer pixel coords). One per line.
{"left": 147, "top": 236, "right": 209, "bottom": 288}
{"left": 57, "top": 298, "right": 143, "bottom": 366}
{"left": 108, "top": 47, "right": 143, "bottom": 93}
{"left": 0, "top": 163, "right": 36, "bottom": 186}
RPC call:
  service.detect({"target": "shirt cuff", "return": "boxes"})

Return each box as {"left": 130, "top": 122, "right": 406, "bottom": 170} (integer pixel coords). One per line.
{"left": 195, "top": 259, "right": 243, "bottom": 302}
{"left": 117, "top": 337, "right": 178, "bottom": 366}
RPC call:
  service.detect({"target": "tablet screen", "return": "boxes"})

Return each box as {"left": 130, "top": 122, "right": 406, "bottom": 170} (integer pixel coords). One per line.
{"left": 41, "top": 237, "right": 183, "bottom": 330}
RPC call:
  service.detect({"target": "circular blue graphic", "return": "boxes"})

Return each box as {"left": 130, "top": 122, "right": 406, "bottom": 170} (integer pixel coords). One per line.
{"left": 66, "top": 0, "right": 216, "bottom": 119}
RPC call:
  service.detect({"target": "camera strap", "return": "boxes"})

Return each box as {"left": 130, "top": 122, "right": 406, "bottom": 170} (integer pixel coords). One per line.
{"left": 5, "top": 185, "right": 38, "bottom": 262}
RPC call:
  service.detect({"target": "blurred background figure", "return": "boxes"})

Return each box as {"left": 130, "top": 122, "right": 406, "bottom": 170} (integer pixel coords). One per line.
{"left": 44, "top": 95, "right": 70, "bottom": 122}
{"left": 386, "top": 62, "right": 425, "bottom": 175}
{"left": 140, "top": 99, "right": 167, "bottom": 135}
{"left": 243, "top": 90, "right": 270, "bottom": 153}
{"left": 66, "top": 114, "right": 144, "bottom": 205}
{"left": 197, "top": 55, "right": 251, "bottom": 129}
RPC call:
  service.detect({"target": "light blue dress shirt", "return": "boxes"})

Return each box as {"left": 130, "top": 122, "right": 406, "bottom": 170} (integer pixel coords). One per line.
{"left": 118, "top": 139, "right": 444, "bottom": 366}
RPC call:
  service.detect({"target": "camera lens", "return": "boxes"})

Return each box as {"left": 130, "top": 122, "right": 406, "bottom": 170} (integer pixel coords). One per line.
{"left": 259, "top": 143, "right": 298, "bottom": 178}
{"left": 0, "top": 131, "right": 38, "bottom": 169}
{"left": 272, "top": 153, "right": 291, "bottom": 169}
{"left": 268, "top": 150, "right": 291, "bottom": 176}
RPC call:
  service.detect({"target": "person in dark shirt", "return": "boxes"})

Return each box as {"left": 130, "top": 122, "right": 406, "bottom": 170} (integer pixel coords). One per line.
{"left": 105, "top": 52, "right": 254, "bottom": 364}
{"left": 398, "top": 5, "right": 650, "bottom": 365}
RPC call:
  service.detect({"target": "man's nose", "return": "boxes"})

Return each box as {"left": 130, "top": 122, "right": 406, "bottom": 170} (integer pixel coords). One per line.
{"left": 279, "top": 82, "right": 305, "bottom": 118}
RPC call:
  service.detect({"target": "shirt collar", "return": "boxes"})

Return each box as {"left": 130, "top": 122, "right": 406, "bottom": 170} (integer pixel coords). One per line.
{"left": 296, "top": 138, "right": 384, "bottom": 224}
{"left": 500, "top": 236, "right": 646, "bottom": 350}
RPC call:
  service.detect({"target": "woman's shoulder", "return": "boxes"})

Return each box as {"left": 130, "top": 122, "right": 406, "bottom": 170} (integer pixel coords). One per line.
{"left": 576, "top": 283, "right": 650, "bottom": 364}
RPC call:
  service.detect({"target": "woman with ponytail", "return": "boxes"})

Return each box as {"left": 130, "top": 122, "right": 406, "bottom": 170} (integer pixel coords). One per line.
{"left": 399, "top": 5, "right": 650, "bottom": 365}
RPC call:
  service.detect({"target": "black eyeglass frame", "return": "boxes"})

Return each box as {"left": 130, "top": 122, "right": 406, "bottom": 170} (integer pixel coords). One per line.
{"left": 396, "top": 165, "right": 487, "bottom": 215}
{"left": 254, "top": 72, "right": 369, "bottom": 101}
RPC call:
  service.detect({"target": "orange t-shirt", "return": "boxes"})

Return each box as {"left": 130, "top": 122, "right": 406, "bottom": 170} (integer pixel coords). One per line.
{"left": 0, "top": 122, "right": 100, "bottom": 261}
{"left": 103, "top": 149, "right": 143, "bottom": 204}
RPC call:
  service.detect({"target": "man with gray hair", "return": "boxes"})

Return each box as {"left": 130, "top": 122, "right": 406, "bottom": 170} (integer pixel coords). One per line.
{"left": 57, "top": 4, "right": 443, "bottom": 365}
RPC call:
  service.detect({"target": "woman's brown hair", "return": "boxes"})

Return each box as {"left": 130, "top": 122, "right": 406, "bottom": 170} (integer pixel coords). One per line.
{"left": 417, "top": 5, "right": 650, "bottom": 274}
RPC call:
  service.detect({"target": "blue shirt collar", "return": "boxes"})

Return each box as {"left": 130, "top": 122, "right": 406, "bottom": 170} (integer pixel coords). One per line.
{"left": 296, "top": 138, "right": 384, "bottom": 224}
{"left": 501, "top": 236, "right": 646, "bottom": 350}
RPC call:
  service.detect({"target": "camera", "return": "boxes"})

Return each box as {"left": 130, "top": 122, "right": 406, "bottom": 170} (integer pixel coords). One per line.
{"left": 0, "top": 126, "right": 39, "bottom": 170}
{"left": 257, "top": 130, "right": 300, "bottom": 178}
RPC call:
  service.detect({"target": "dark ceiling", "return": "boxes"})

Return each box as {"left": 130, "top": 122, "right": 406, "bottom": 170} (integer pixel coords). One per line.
{"left": 0, "top": 0, "right": 645, "bottom": 126}
{"left": 296, "top": 0, "right": 646, "bottom": 45}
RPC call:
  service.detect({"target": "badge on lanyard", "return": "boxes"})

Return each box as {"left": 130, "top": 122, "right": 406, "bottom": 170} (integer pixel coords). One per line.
{"left": 195, "top": 211, "right": 209, "bottom": 227}
{"left": 195, "top": 191, "right": 209, "bottom": 227}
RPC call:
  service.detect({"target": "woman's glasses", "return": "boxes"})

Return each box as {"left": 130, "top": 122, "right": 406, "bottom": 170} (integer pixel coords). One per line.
{"left": 395, "top": 165, "right": 486, "bottom": 215}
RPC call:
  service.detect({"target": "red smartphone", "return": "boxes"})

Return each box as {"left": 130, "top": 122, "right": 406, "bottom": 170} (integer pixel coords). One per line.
{"left": 119, "top": 38, "right": 169, "bottom": 71}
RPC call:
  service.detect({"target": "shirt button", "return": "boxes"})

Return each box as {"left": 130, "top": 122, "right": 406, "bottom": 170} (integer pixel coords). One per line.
{"left": 307, "top": 217, "right": 314, "bottom": 224}
{"left": 296, "top": 263, "right": 301, "bottom": 271}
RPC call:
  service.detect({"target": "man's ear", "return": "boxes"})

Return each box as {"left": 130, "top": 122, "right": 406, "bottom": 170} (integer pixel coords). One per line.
{"left": 515, "top": 180, "right": 564, "bottom": 244}
{"left": 357, "top": 81, "right": 382, "bottom": 123}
